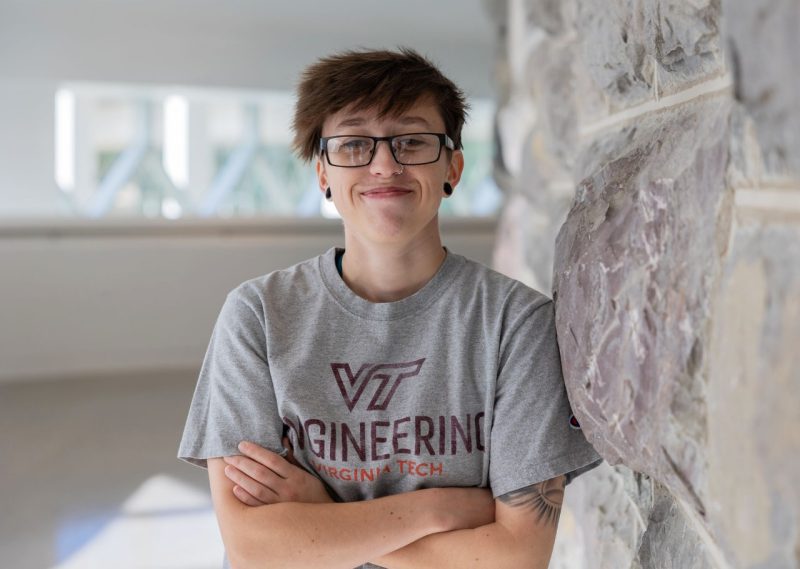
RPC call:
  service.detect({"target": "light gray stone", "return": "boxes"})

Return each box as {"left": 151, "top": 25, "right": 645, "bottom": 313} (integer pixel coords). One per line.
{"left": 706, "top": 223, "right": 800, "bottom": 569}
{"left": 524, "top": 34, "right": 581, "bottom": 173}
{"left": 575, "top": 0, "right": 724, "bottom": 113}
{"left": 727, "top": 104, "right": 768, "bottom": 188}
{"left": 522, "top": 0, "right": 564, "bottom": 35}
{"left": 509, "top": 128, "right": 574, "bottom": 294}
{"left": 634, "top": 482, "right": 717, "bottom": 569}
{"left": 492, "top": 190, "right": 548, "bottom": 292}
{"left": 560, "top": 461, "right": 654, "bottom": 569}
{"left": 723, "top": 0, "right": 800, "bottom": 177}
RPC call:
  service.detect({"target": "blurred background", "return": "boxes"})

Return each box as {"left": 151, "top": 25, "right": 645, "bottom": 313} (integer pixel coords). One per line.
{"left": 0, "top": 1, "right": 500, "bottom": 567}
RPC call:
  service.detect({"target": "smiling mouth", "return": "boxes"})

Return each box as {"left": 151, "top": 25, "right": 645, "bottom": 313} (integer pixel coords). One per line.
{"left": 361, "top": 188, "right": 412, "bottom": 198}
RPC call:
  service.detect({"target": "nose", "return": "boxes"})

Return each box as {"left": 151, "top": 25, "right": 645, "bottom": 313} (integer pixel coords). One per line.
{"left": 369, "top": 140, "right": 402, "bottom": 176}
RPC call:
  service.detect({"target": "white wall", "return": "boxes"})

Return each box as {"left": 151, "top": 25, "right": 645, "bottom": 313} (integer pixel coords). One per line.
{"left": 0, "top": 218, "right": 497, "bottom": 382}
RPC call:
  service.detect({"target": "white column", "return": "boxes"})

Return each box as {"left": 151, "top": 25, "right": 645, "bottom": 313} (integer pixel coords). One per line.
{"left": 0, "top": 78, "right": 62, "bottom": 217}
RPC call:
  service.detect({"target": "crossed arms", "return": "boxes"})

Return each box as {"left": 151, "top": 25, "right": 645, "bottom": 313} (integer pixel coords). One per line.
{"left": 208, "top": 440, "right": 565, "bottom": 569}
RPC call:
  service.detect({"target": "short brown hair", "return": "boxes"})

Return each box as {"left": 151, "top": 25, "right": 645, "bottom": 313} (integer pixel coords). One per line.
{"left": 292, "top": 47, "right": 469, "bottom": 161}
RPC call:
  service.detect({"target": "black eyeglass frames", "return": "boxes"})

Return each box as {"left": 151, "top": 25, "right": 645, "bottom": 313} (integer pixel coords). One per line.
{"left": 319, "top": 132, "right": 455, "bottom": 167}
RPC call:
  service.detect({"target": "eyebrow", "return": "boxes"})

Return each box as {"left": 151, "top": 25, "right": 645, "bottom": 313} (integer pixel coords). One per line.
{"left": 334, "top": 115, "right": 433, "bottom": 129}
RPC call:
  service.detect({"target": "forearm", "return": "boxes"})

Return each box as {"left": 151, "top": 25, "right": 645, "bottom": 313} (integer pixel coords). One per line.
{"left": 220, "top": 488, "right": 447, "bottom": 569}
{"left": 374, "top": 475, "right": 567, "bottom": 569}
{"left": 374, "top": 522, "right": 551, "bottom": 569}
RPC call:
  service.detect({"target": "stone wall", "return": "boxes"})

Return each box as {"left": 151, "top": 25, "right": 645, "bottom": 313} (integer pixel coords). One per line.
{"left": 487, "top": 0, "right": 800, "bottom": 567}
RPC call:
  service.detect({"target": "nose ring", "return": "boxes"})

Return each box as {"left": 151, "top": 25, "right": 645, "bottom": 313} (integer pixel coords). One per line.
{"left": 394, "top": 164, "right": 404, "bottom": 175}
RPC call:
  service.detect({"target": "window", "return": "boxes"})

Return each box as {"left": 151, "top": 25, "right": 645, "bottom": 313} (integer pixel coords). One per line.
{"left": 54, "top": 82, "right": 501, "bottom": 219}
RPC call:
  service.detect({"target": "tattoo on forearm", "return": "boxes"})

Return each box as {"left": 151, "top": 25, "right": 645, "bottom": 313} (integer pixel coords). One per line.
{"left": 498, "top": 476, "right": 566, "bottom": 527}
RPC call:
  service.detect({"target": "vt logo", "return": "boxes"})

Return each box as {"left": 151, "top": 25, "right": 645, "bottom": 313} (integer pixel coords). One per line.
{"left": 331, "top": 358, "right": 426, "bottom": 412}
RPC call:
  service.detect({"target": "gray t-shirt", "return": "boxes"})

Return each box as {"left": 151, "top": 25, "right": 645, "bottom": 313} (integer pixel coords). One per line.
{"left": 178, "top": 246, "right": 602, "bottom": 568}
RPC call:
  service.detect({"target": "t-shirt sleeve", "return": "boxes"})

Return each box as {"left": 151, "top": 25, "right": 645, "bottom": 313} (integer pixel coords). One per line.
{"left": 489, "top": 294, "right": 603, "bottom": 497}
{"left": 178, "top": 286, "right": 285, "bottom": 469}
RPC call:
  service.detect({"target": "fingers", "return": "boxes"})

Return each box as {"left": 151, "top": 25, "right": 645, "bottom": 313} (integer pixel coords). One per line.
{"left": 223, "top": 441, "right": 313, "bottom": 504}
{"left": 237, "top": 441, "right": 291, "bottom": 478}
{"left": 232, "top": 484, "right": 266, "bottom": 507}
{"left": 224, "top": 462, "right": 280, "bottom": 504}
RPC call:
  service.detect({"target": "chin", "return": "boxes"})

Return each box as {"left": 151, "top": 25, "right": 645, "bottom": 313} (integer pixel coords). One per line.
{"left": 346, "top": 213, "right": 438, "bottom": 245}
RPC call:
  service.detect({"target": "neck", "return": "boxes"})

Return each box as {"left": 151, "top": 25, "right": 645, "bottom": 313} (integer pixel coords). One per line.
{"left": 340, "top": 225, "right": 446, "bottom": 303}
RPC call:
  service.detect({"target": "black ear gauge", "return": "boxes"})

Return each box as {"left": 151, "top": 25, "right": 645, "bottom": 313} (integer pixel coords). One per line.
{"left": 325, "top": 187, "right": 332, "bottom": 200}
{"left": 443, "top": 183, "right": 453, "bottom": 196}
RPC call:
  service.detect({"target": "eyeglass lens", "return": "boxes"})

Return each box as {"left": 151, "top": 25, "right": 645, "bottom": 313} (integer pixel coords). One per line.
{"left": 325, "top": 134, "right": 442, "bottom": 167}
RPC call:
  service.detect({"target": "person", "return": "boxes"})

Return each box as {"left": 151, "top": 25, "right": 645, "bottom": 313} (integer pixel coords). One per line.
{"left": 178, "top": 47, "right": 602, "bottom": 569}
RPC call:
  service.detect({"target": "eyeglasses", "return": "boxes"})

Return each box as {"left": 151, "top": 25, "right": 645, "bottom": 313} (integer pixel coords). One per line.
{"left": 319, "top": 132, "right": 455, "bottom": 167}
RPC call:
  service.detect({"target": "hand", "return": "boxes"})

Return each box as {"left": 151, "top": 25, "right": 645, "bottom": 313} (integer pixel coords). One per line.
{"left": 223, "top": 438, "right": 333, "bottom": 506}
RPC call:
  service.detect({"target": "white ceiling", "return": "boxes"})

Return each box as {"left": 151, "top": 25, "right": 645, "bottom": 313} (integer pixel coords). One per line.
{"left": 0, "top": 0, "right": 499, "bottom": 98}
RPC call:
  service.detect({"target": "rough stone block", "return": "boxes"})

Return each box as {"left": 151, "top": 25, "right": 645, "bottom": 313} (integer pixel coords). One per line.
{"left": 522, "top": 0, "right": 564, "bottom": 35}
{"left": 552, "top": 96, "right": 734, "bottom": 518}
{"left": 575, "top": 0, "right": 724, "bottom": 116}
{"left": 633, "top": 482, "right": 718, "bottom": 569}
{"left": 506, "top": 128, "right": 575, "bottom": 293}
{"left": 562, "top": 461, "right": 654, "bottom": 568}
{"left": 706, "top": 223, "right": 800, "bottom": 569}
{"left": 727, "top": 104, "right": 768, "bottom": 188}
{"left": 492, "top": 191, "right": 548, "bottom": 291}
{"left": 723, "top": 0, "right": 800, "bottom": 177}
{"left": 525, "top": 34, "right": 581, "bottom": 172}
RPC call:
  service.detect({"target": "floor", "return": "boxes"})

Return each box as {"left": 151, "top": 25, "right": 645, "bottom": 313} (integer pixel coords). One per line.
{"left": 0, "top": 369, "right": 223, "bottom": 569}
{"left": 0, "top": 369, "right": 589, "bottom": 569}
